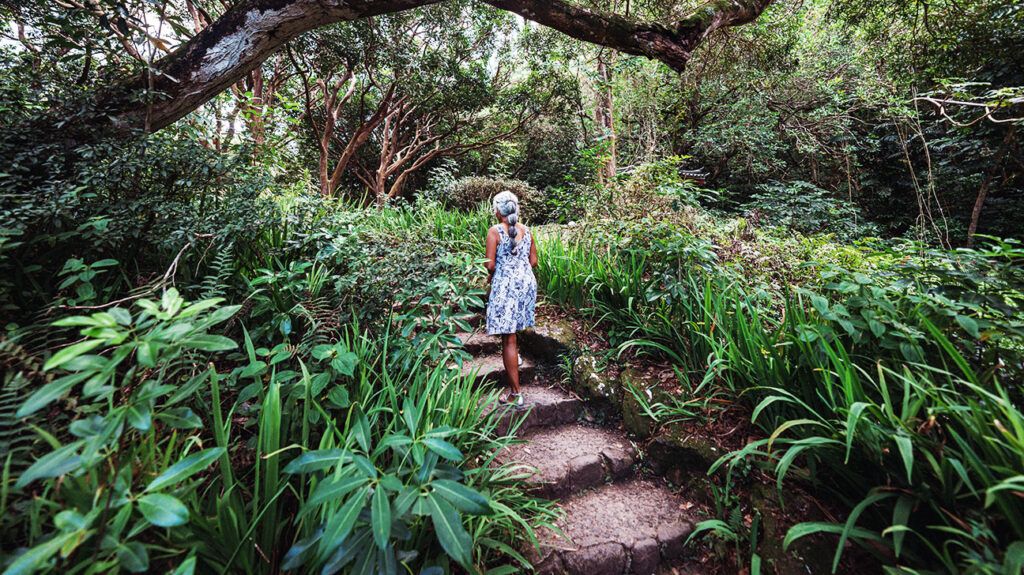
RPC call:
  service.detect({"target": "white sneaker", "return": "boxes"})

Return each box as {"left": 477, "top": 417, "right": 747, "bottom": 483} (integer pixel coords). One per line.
{"left": 500, "top": 392, "right": 524, "bottom": 408}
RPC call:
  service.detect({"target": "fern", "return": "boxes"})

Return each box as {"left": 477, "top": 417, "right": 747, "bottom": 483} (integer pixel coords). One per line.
{"left": 297, "top": 295, "right": 342, "bottom": 355}
{"left": 199, "top": 244, "right": 236, "bottom": 300}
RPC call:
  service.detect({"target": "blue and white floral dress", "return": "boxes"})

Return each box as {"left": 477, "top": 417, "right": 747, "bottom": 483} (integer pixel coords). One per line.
{"left": 486, "top": 225, "right": 537, "bottom": 335}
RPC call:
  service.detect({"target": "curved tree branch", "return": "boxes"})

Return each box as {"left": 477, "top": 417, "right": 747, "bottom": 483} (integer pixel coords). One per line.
{"left": 54, "top": 0, "right": 774, "bottom": 143}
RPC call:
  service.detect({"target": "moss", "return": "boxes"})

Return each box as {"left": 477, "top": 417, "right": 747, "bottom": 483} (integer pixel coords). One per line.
{"left": 619, "top": 368, "right": 664, "bottom": 438}
{"left": 520, "top": 318, "right": 577, "bottom": 363}
{"left": 571, "top": 353, "right": 621, "bottom": 406}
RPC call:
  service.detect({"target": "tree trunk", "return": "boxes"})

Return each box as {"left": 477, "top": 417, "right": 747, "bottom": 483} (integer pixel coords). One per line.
{"left": 968, "top": 125, "right": 1015, "bottom": 246}
{"left": 595, "top": 51, "right": 617, "bottom": 183}
{"left": 36, "top": 0, "right": 773, "bottom": 146}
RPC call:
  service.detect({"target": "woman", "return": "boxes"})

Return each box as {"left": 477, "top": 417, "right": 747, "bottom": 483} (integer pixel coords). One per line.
{"left": 485, "top": 191, "right": 538, "bottom": 407}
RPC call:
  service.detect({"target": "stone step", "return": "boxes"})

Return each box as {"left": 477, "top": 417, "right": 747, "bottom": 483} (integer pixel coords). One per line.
{"left": 499, "top": 423, "right": 635, "bottom": 497}
{"left": 529, "top": 479, "right": 696, "bottom": 575}
{"left": 460, "top": 354, "right": 536, "bottom": 387}
{"left": 454, "top": 331, "right": 501, "bottom": 356}
{"left": 492, "top": 385, "right": 583, "bottom": 436}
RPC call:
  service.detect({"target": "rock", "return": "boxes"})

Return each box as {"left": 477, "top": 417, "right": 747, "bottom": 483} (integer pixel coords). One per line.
{"left": 748, "top": 482, "right": 837, "bottom": 575}
{"left": 629, "top": 538, "right": 659, "bottom": 575}
{"left": 572, "top": 354, "right": 621, "bottom": 407}
{"left": 656, "top": 520, "right": 691, "bottom": 559}
{"left": 520, "top": 317, "right": 578, "bottom": 362}
{"left": 563, "top": 542, "right": 628, "bottom": 575}
{"left": 619, "top": 368, "right": 663, "bottom": 439}
{"left": 646, "top": 423, "right": 721, "bottom": 479}
{"left": 459, "top": 354, "right": 535, "bottom": 387}
{"left": 600, "top": 446, "right": 635, "bottom": 478}
{"left": 567, "top": 453, "right": 605, "bottom": 493}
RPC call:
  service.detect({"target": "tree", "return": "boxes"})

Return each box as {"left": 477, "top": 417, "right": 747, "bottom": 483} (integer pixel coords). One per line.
{"left": 27, "top": 0, "right": 775, "bottom": 144}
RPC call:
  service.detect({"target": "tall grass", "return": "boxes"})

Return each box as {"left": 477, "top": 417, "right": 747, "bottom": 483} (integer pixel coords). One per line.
{"left": 536, "top": 231, "right": 1024, "bottom": 573}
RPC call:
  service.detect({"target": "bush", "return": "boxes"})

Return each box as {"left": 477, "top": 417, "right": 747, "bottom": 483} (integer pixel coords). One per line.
{"left": 444, "top": 176, "right": 542, "bottom": 222}
{"left": 742, "top": 180, "right": 878, "bottom": 241}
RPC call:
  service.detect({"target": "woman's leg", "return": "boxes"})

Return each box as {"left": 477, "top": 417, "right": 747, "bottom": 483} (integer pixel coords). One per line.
{"left": 501, "top": 333, "right": 520, "bottom": 395}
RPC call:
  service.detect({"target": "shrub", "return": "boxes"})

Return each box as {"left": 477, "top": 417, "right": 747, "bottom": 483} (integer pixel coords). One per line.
{"left": 444, "top": 176, "right": 542, "bottom": 222}
{"left": 742, "top": 180, "right": 878, "bottom": 240}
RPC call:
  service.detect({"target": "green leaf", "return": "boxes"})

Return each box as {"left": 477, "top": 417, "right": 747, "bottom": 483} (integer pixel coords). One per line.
{"left": 423, "top": 437, "right": 462, "bottom": 462}
{"left": 138, "top": 493, "right": 189, "bottom": 527}
{"left": 183, "top": 335, "right": 237, "bottom": 352}
{"left": 282, "top": 529, "right": 323, "bottom": 570}
{"left": 318, "top": 487, "right": 370, "bottom": 559}
{"left": 1003, "top": 541, "right": 1024, "bottom": 575}
{"left": 1, "top": 532, "right": 77, "bottom": 575}
{"left": 284, "top": 449, "right": 348, "bottom": 474}
{"left": 371, "top": 485, "right": 392, "bottom": 550}
{"left": 127, "top": 403, "right": 152, "bottom": 432}
{"left": 145, "top": 448, "right": 225, "bottom": 492}
{"left": 686, "top": 519, "right": 738, "bottom": 544}
{"left": 955, "top": 314, "right": 980, "bottom": 338}
{"left": 301, "top": 475, "right": 366, "bottom": 517}
{"left": 328, "top": 387, "right": 350, "bottom": 409}
{"left": 427, "top": 493, "right": 472, "bottom": 568}
{"left": 43, "top": 339, "right": 103, "bottom": 371}
{"left": 893, "top": 434, "right": 914, "bottom": 483}
{"left": 353, "top": 408, "right": 371, "bottom": 452}
{"left": 311, "top": 344, "right": 335, "bottom": 360}
{"left": 170, "top": 555, "right": 196, "bottom": 575}
{"left": 431, "top": 479, "right": 491, "bottom": 515}
{"left": 890, "top": 495, "right": 914, "bottom": 557}
{"left": 157, "top": 407, "right": 203, "bottom": 429}
{"left": 16, "top": 443, "right": 82, "bottom": 488}
{"left": 783, "top": 521, "right": 881, "bottom": 551}
{"left": 17, "top": 372, "right": 90, "bottom": 417}
{"left": 117, "top": 541, "right": 150, "bottom": 573}
{"left": 331, "top": 350, "right": 358, "bottom": 377}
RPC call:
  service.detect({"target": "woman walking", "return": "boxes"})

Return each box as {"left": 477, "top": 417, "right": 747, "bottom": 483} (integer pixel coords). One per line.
{"left": 485, "top": 191, "right": 539, "bottom": 407}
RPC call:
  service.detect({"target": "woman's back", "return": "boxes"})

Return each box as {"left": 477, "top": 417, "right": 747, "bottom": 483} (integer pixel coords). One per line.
{"left": 493, "top": 223, "right": 532, "bottom": 270}
{"left": 487, "top": 222, "right": 536, "bottom": 336}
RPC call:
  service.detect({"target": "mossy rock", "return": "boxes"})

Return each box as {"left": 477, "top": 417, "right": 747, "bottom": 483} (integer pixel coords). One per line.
{"left": 618, "top": 368, "right": 672, "bottom": 439}
{"left": 520, "top": 318, "right": 577, "bottom": 363}
{"left": 748, "top": 483, "right": 837, "bottom": 574}
{"left": 646, "top": 422, "right": 721, "bottom": 478}
{"left": 571, "top": 354, "right": 621, "bottom": 406}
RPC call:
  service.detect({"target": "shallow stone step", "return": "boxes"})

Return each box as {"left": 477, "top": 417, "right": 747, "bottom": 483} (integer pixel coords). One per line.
{"left": 492, "top": 385, "right": 583, "bottom": 435}
{"left": 454, "top": 331, "right": 501, "bottom": 356}
{"left": 460, "top": 354, "right": 536, "bottom": 387}
{"left": 529, "top": 479, "right": 696, "bottom": 575}
{"left": 499, "top": 423, "right": 634, "bottom": 497}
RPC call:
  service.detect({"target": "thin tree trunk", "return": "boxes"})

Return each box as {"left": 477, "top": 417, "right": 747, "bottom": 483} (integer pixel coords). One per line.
{"left": 595, "top": 51, "right": 617, "bottom": 183}
{"left": 968, "top": 125, "right": 1015, "bottom": 246}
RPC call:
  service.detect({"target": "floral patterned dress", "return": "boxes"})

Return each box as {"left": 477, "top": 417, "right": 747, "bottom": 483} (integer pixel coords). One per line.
{"left": 486, "top": 225, "right": 537, "bottom": 335}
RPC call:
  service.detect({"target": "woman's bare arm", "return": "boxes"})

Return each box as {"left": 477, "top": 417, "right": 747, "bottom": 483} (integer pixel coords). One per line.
{"left": 529, "top": 229, "right": 539, "bottom": 268}
{"left": 485, "top": 227, "right": 499, "bottom": 277}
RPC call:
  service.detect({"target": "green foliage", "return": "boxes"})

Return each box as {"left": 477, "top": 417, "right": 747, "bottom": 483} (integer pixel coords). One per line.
{"left": 743, "top": 181, "right": 879, "bottom": 241}
{"left": 537, "top": 210, "right": 1024, "bottom": 573}
{"left": 0, "top": 186, "right": 554, "bottom": 574}
{"left": 442, "top": 176, "right": 543, "bottom": 222}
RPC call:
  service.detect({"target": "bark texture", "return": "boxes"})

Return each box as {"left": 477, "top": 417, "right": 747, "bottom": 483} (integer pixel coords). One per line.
{"left": 59, "top": 0, "right": 774, "bottom": 142}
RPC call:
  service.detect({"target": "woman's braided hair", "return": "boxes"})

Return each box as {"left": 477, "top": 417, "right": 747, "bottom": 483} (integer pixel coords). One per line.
{"left": 492, "top": 190, "right": 520, "bottom": 253}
